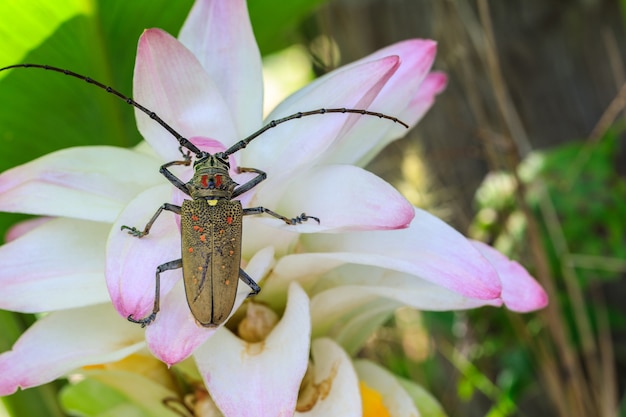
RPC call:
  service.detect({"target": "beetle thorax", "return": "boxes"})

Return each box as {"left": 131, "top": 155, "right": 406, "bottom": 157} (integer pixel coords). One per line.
{"left": 186, "top": 154, "right": 238, "bottom": 200}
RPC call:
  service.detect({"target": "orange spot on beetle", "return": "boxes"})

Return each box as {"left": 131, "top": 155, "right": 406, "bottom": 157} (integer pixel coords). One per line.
{"left": 200, "top": 234, "right": 206, "bottom": 242}
{"left": 227, "top": 216, "right": 233, "bottom": 224}
{"left": 193, "top": 225, "right": 200, "bottom": 231}
{"left": 188, "top": 247, "right": 194, "bottom": 253}
{"left": 191, "top": 215, "right": 199, "bottom": 221}
{"left": 201, "top": 174, "right": 209, "bottom": 188}
{"left": 229, "top": 250, "right": 234, "bottom": 256}
{"left": 225, "top": 279, "right": 230, "bottom": 285}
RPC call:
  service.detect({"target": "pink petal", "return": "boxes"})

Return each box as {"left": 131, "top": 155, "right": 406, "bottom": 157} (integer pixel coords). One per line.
{"left": 368, "top": 71, "right": 448, "bottom": 163}
{"left": 294, "top": 338, "right": 362, "bottom": 417}
{"left": 264, "top": 164, "right": 414, "bottom": 232}
{"left": 0, "top": 146, "right": 162, "bottom": 221}
{"left": 145, "top": 247, "right": 274, "bottom": 364}
{"left": 352, "top": 72, "right": 447, "bottom": 167}
{"left": 325, "top": 39, "right": 439, "bottom": 165}
{"left": 0, "top": 304, "right": 144, "bottom": 395}
{"left": 179, "top": 0, "right": 263, "bottom": 136}
{"left": 106, "top": 185, "right": 181, "bottom": 320}
{"left": 194, "top": 283, "right": 311, "bottom": 417}
{"left": 0, "top": 218, "right": 110, "bottom": 312}
{"left": 300, "top": 208, "right": 502, "bottom": 300}
{"left": 400, "top": 71, "right": 448, "bottom": 126}
{"left": 4, "top": 217, "right": 52, "bottom": 242}
{"left": 134, "top": 29, "right": 237, "bottom": 161}
{"left": 472, "top": 241, "right": 548, "bottom": 312}
{"left": 145, "top": 280, "right": 216, "bottom": 365}
{"left": 241, "top": 56, "right": 400, "bottom": 180}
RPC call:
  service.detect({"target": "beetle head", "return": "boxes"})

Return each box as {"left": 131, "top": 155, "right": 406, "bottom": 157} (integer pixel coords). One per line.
{"left": 187, "top": 153, "right": 237, "bottom": 199}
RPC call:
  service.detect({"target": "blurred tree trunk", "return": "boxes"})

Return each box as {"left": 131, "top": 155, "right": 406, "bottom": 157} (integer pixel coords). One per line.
{"left": 314, "top": 0, "right": 626, "bottom": 231}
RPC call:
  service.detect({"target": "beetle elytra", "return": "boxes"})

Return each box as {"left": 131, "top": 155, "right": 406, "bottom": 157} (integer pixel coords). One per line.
{"left": 0, "top": 63, "right": 408, "bottom": 327}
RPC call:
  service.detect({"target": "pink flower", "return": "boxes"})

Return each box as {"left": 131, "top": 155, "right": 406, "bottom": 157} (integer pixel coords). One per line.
{"left": 0, "top": 0, "right": 547, "bottom": 414}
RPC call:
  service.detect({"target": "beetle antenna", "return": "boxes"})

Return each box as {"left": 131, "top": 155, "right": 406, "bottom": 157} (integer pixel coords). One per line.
{"left": 222, "top": 107, "right": 408, "bottom": 157}
{"left": 0, "top": 64, "right": 203, "bottom": 156}
{"left": 2, "top": 65, "right": 409, "bottom": 160}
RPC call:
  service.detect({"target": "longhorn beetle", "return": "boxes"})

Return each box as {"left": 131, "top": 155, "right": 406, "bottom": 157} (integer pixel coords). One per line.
{"left": 0, "top": 63, "right": 408, "bottom": 327}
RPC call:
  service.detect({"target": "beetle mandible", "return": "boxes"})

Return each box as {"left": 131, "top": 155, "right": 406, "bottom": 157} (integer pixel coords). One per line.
{"left": 0, "top": 64, "right": 408, "bottom": 327}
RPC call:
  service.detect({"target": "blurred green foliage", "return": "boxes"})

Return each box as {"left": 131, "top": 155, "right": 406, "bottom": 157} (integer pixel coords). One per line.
{"left": 466, "top": 130, "right": 626, "bottom": 415}
{"left": 472, "top": 131, "right": 626, "bottom": 283}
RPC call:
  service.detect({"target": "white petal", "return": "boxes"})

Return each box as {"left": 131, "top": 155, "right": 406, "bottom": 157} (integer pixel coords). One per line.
{"left": 194, "top": 283, "right": 311, "bottom": 417}
{"left": 0, "top": 218, "right": 110, "bottom": 312}
{"left": 179, "top": 0, "right": 263, "bottom": 136}
{"left": 354, "top": 360, "right": 421, "bottom": 417}
{"left": 299, "top": 208, "right": 502, "bottom": 300}
{"left": 240, "top": 216, "right": 306, "bottom": 258}
{"left": 295, "top": 338, "right": 361, "bottom": 417}
{"left": 0, "top": 146, "right": 162, "bottom": 221}
{"left": 309, "top": 267, "right": 501, "bottom": 352}
{"left": 0, "top": 303, "right": 144, "bottom": 395}
{"left": 264, "top": 164, "right": 414, "bottom": 232}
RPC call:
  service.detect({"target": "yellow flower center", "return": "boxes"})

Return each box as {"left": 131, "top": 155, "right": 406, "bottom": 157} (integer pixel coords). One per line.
{"left": 360, "top": 381, "right": 391, "bottom": 417}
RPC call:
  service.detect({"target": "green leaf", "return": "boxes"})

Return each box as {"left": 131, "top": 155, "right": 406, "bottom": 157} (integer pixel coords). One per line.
{"left": 0, "top": 0, "right": 193, "bottom": 239}
{"left": 60, "top": 378, "right": 127, "bottom": 417}
{"left": 60, "top": 371, "right": 179, "bottom": 417}
{"left": 0, "top": 0, "right": 194, "bottom": 166}
{"left": 0, "top": 0, "right": 94, "bottom": 69}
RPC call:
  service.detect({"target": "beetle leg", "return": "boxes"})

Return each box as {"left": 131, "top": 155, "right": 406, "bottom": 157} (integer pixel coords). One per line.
{"left": 239, "top": 268, "right": 261, "bottom": 297}
{"left": 128, "top": 258, "right": 183, "bottom": 327}
{"left": 243, "top": 207, "right": 320, "bottom": 225}
{"left": 231, "top": 167, "right": 266, "bottom": 199}
{"left": 122, "top": 203, "right": 182, "bottom": 237}
{"left": 160, "top": 159, "right": 193, "bottom": 195}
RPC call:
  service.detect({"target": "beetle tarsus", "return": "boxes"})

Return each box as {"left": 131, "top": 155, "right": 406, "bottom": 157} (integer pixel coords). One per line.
{"left": 291, "top": 213, "right": 320, "bottom": 224}
{"left": 121, "top": 225, "right": 147, "bottom": 238}
{"left": 177, "top": 145, "right": 192, "bottom": 163}
{"left": 127, "top": 313, "right": 156, "bottom": 328}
